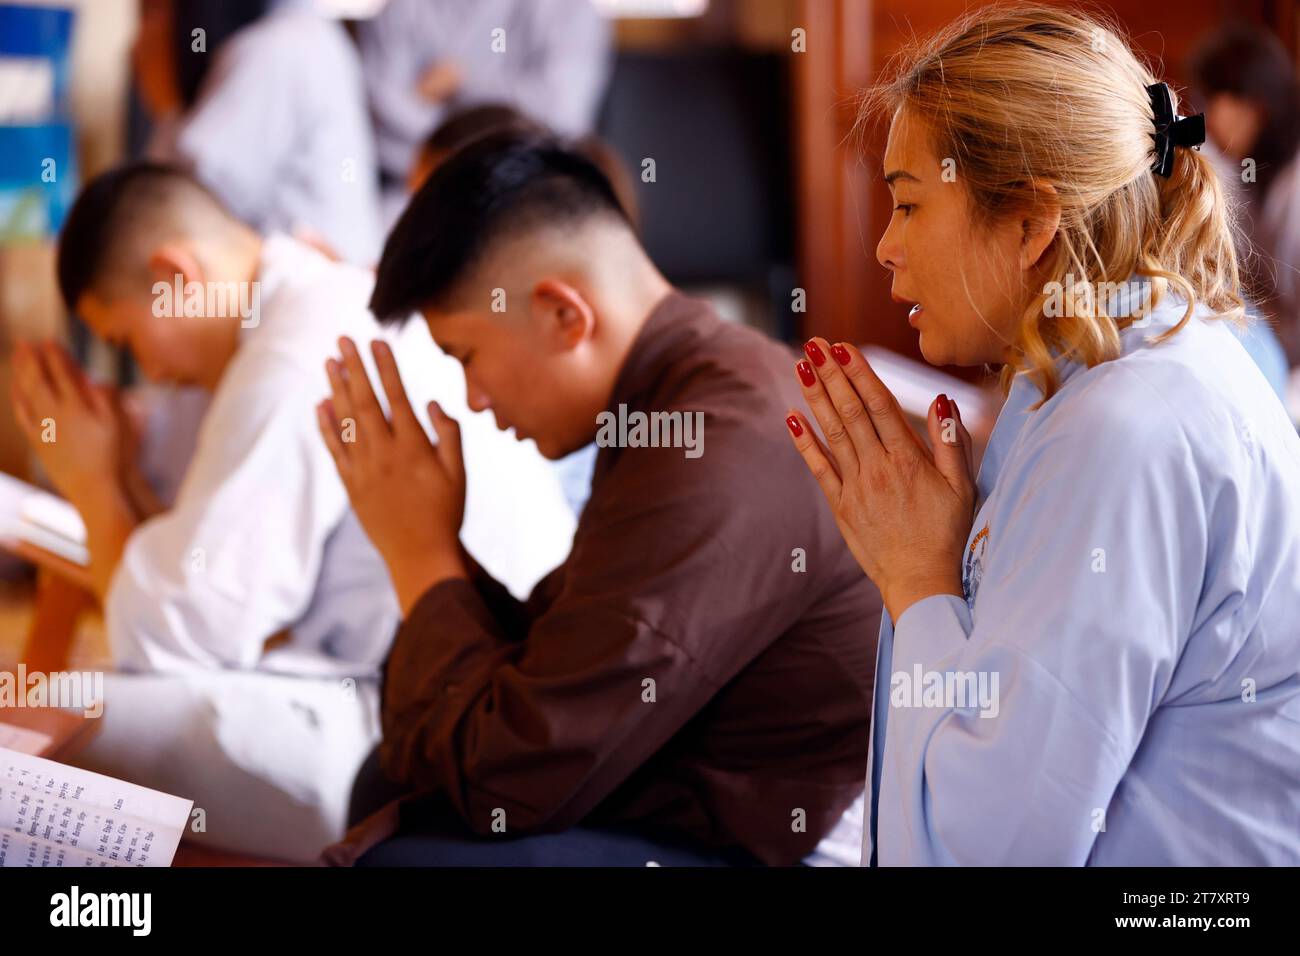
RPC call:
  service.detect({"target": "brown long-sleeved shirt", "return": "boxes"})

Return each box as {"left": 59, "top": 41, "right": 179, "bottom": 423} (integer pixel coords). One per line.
{"left": 380, "top": 291, "right": 882, "bottom": 865}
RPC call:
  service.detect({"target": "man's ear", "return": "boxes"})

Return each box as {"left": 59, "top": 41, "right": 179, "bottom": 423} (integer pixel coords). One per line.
{"left": 1019, "top": 180, "right": 1061, "bottom": 272}
{"left": 146, "top": 241, "right": 205, "bottom": 291}
{"left": 530, "top": 278, "right": 595, "bottom": 352}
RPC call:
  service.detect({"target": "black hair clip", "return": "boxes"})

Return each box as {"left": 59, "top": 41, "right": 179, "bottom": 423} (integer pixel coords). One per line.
{"left": 1147, "top": 82, "right": 1206, "bottom": 178}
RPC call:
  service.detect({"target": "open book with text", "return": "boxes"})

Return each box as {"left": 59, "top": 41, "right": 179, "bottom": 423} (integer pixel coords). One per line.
{"left": 0, "top": 746, "right": 192, "bottom": 867}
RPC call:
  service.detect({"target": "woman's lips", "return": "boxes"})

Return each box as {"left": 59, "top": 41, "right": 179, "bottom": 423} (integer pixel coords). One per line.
{"left": 907, "top": 303, "right": 925, "bottom": 327}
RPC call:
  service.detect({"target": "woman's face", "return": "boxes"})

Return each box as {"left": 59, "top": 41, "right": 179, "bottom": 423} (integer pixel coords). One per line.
{"left": 875, "top": 108, "right": 1037, "bottom": 368}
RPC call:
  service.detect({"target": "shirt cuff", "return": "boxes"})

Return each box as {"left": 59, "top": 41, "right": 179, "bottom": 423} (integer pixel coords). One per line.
{"left": 891, "top": 593, "right": 973, "bottom": 668}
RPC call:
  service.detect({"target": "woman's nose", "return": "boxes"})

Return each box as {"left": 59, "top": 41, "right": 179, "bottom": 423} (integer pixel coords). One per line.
{"left": 876, "top": 216, "right": 903, "bottom": 272}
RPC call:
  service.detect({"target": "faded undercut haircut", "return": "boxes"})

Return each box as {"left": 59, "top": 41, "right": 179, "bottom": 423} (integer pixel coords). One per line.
{"left": 370, "top": 133, "right": 632, "bottom": 324}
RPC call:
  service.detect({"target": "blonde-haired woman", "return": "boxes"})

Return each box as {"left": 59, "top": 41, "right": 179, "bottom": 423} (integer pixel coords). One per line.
{"left": 786, "top": 6, "right": 1300, "bottom": 865}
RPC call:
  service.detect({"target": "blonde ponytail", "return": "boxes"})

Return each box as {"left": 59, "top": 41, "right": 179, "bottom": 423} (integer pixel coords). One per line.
{"left": 1143, "top": 144, "right": 1245, "bottom": 339}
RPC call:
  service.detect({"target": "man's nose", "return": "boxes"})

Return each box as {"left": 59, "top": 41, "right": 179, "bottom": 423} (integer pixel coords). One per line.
{"left": 465, "top": 379, "right": 491, "bottom": 414}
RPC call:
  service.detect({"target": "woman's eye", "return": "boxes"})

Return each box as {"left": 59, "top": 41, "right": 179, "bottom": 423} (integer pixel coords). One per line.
{"left": 893, "top": 203, "right": 914, "bottom": 217}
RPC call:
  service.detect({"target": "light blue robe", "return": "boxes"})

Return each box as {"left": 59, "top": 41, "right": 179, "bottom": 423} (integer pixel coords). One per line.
{"left": 864, "top": 291, "right": 1300, "bottom": 865}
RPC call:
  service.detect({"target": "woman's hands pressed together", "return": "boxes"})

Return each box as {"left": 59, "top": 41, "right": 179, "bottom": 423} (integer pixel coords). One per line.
{"left": 786, "top": 337, "right": 977, "bottom": 622}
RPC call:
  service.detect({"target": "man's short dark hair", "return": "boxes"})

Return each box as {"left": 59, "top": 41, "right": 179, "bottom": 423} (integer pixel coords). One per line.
{"left": 56, "top": 161, "right": 226, "bottom": 312}
{"left": 422, "top": 103, "right": 547, "bottom": 160}
{"left": 370, "top": 134, "right": 631, "bottom": 323}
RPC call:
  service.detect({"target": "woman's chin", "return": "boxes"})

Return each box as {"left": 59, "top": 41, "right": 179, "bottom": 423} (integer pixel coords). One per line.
{"left": 917, "top": 329, "right": 984, "bottom": 369}
{"left": 916, "top": 333, "right": 952, "bottom": 368}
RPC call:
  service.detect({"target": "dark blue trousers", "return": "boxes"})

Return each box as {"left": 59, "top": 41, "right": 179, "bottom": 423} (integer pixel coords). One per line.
{"left": 349, "top": 748, "right": 756, "bottom": 867}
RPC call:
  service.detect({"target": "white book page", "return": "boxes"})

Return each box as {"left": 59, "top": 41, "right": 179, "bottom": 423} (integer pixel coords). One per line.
{"left": 0, "top": 471, "right": 89, "bottom": 566}
{"left": 0, "top": 747, "right": 192, "bottom": 867}
{"left": 21, "top": 493, "right": 88, "bottom": 545}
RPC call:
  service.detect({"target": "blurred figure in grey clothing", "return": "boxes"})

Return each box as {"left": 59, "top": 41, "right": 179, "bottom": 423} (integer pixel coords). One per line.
{"left": 357, "top": 0, "right": 611, "bottom": 221}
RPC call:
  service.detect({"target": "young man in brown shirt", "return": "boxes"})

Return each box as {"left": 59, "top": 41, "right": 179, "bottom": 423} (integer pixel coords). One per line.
{"left": 318, "top": 134, "right": 881, "bottom": 865}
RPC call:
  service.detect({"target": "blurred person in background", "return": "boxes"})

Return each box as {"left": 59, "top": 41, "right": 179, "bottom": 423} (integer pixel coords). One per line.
{"left": 357, "top": 0, "right": 611, "bottom": 224}
{"left": 1193, "top": 141, "right": 1292, "bottom": 403}
{"left": 406, "top": 102, "right": 639, "bottom": 228}
{"left": 135, "top": 0, "right": 381, "bottom": 264}
{"left": 1190, "top": 21, "right": 1300, "bottom": 383}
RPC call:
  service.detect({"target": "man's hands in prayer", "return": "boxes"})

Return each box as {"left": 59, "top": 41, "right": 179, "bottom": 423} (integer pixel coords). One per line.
{"left": 11, "top": 340, "right": 126, "bottom": 505}
{"left": 318, "top": 336, "right": 468, "bottom": 616}
{"left": 9, "top": 340, "right": 141, "bottom": 599}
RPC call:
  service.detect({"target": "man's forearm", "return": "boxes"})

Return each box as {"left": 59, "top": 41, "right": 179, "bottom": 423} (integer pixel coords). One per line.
{"left": 70, "top": 481, "right": 139, "bottom": 602}
{"left": 389, "top": 546, "right": 469, "bottom": 619}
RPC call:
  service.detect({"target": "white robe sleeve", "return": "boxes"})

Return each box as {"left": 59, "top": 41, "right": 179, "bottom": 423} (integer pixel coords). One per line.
{"left": 877, "top": 373, "right": 1208, "bottom": 864}
{"left": 105, "top": 355, "right": 347, "bottom": 673}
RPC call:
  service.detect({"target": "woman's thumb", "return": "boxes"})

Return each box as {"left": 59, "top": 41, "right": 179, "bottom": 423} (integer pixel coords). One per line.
{"left": 928, "top": 393, "right": 969, "bottom": 493}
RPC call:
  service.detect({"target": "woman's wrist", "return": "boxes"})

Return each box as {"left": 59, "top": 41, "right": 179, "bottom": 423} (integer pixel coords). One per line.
{"left": 884, "top": 574, "right": 963, "bottom": 623}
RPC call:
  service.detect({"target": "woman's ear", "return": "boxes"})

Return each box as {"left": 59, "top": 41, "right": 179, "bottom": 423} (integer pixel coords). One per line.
{"left": 1019, "top": 180, "right": 1061, "bottom": 272}
{"left": 530, "top": 278, "right": 596, "bottom": 352}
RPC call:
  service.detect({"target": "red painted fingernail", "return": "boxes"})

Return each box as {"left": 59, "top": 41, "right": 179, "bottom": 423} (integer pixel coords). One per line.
{"left": 831, "top": 344, "right": 850, "bottom": 366}
{"left": 786, "top": 415, "right": 803, "bottom": 437}
{"left": 804, "top": 340, "right": 826, "bottom": 367}
{"left": 796, "top": 360, "right": 816, "bottom": 387}
{"left": 936, "top": 393, "right": 953, "bottom": 421}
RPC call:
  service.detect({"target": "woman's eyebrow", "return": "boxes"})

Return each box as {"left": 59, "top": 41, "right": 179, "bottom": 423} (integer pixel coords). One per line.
{"left": 884, "top": 169, "right": 922, "bottom": 186}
